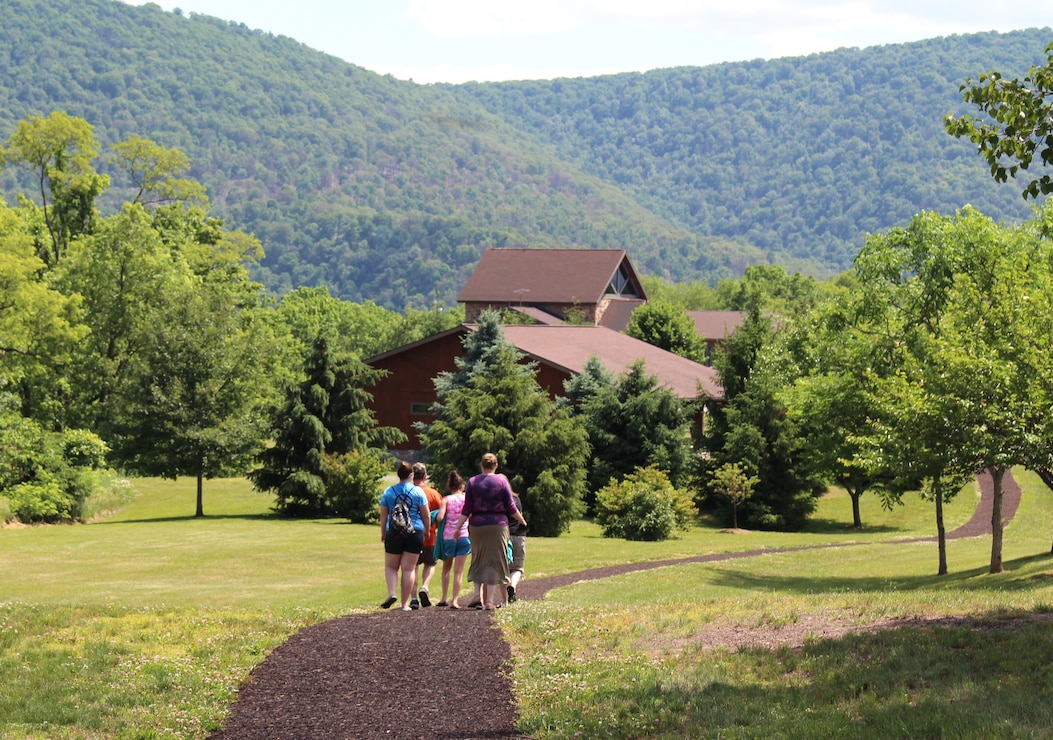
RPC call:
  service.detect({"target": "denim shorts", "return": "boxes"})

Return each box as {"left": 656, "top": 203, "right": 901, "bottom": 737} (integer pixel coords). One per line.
{"left": 443, "top": 536, "right": 471, "bottom": 557}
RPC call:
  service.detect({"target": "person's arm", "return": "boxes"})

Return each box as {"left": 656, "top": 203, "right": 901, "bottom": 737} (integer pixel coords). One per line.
{"left": 418, "top": 504, "right": 430, "bottom": 531}
{"left": 379, "top": 506, "right": 388, "bottom": 541}
{"left": 510, "top": 506, "right": 527, "bottom": 528}
{"left": 503, "top": 482, "right": 527, "bottom": 528}
{"left": 453, "top": 514, "right": 468, "bottom": 534}
{"left": 437, "top": 497, "right": 448, "bottom": 521}
{"left": 456, "top": 480, "right": 474, "bottom": 532}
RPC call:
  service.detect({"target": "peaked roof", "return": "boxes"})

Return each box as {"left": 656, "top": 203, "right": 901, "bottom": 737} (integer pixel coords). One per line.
{"left": 598, "top": 298, "right": 645, "bottom": 331}
{"left": 493, "top": 324, "right": 722, "bottom": 400}
{"left": 457, "top": 248, "right": 647, "bottom": 305}
{"left": 687, "top": 310, "right": 746, "bottom": 342}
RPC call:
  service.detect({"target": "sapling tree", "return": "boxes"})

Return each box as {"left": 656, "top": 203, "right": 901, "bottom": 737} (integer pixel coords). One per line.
{"left": 710, "top": 462, "right": 757, "bottom": 530}
{"left": 850, "top": 206, "right": 1053, "bottom": 573}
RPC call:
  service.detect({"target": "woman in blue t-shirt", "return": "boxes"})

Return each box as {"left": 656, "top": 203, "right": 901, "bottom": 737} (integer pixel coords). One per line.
{"left": 379, "top": 460, "right": 430, "bottom": 611}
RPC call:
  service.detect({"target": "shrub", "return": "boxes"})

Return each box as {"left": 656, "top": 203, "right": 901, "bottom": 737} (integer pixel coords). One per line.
{"left": 7, "top": 479, "right": 73, "bottom": 523}
{"left": 322, "top": 449, "right": 386, "bottom": 523}
{"left": 275, "top": 471, "right": 326, "bottom": 517}
{"left": 61, "top": 429, "right": 109, "bottom": 469}
{"left": 80, "top": 476, "right": 137, "bottom": 521}
{"left": 0, "top": 417, "right": 109, "bottom": 523}
{"left": 595, "top": 466, "right": 697, "bottom": 541}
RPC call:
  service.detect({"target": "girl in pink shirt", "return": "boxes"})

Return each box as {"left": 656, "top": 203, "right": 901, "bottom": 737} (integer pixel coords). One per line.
{"left": 436, "top": 471, "right": 471, "bottom": 608}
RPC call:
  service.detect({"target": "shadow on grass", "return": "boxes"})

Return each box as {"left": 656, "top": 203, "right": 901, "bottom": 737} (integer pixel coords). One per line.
{"left": 700, "top": 550, "right": 1053, "bottom": 595}
{"left": 555, "top": 612, "right": 1053, "bottom": 738}
{"left": 801, "top": 517, "right": 905, "bottom": 535}
{"left": 94, "top": 512, "right": 281, "bottom": 524}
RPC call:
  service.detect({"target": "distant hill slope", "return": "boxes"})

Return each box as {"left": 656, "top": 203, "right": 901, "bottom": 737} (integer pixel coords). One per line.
{"left": 0, "top": 0, "right": 1048, "bottom": 308}
{"left": 452, "top": 30, "right": 1051, "bottom": 270}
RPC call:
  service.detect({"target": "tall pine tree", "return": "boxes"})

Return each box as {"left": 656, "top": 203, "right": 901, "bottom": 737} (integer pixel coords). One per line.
{"left": 251, "top": 337, "right": 404, "bottom": 516}
{"left": 701, "top": 306, "right": 823, "bottom": 530}
{"left": 419, "top": 312, "right": 589, "bottom": 536}
{"left": 567, "top": 358, "right": 695, "bottom": 511}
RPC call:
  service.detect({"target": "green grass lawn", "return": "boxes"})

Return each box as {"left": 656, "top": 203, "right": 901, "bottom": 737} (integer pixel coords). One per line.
{"left": 2, "top": 473, "right": 1051, "bottom": 738}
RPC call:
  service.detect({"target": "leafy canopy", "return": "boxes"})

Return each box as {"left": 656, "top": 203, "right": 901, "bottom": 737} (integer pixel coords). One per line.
{"left": 946, "top": 41, "right": 1053, "bottom": 199}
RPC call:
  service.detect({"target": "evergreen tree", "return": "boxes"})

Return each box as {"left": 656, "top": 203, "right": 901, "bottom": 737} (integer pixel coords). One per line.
{"left": 569, "top": 358, "right": 694, "bottom": 509}
{"left": 700, "top": 306, "right": 823, "bottom": 530}
{"left": 251, "top": 337, "right": 404, "bottom": 517}
{"left": 419, "top": 311, "right": 590, "bottom": 536}
{"left": 562, "top": 355, "right": 615, "bottom": 407}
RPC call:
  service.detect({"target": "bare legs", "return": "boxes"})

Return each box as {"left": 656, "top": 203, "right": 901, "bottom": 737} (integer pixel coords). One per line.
{"left": 419, "top": 561, "right": 436, "bottom": 595}
{"left": 508, "top": 568, "right": 523, "bottom": 603}
{"left": 450, "top": 554, "right": 467, "bottom": 607}
{"left": 440, "top": 557, "right": 453, "bottom": 604}
{"left": 385, "top": 551, "right": 420, "bottom": 610}
{"left": 439, "top": 554, "right": 469, "bottom": 607}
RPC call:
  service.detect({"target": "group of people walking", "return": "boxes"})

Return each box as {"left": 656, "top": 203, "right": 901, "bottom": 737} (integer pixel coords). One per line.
{"left": 379, "top": 453, "right": 527, "bottom": 612}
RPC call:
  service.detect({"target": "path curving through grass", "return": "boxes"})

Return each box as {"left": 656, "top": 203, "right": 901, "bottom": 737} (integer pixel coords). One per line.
{"left": 209, "top": 472, "right": 1022, "bottom": 740}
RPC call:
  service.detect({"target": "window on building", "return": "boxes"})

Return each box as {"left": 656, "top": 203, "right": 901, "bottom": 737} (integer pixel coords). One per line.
{"left": 606, "top": 264, "right": 639, "bottom": 297}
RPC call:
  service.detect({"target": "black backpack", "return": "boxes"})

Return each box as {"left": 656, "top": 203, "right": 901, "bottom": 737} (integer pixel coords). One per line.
{"left": 389, "top": 489, "right": 416, "bottom": 535}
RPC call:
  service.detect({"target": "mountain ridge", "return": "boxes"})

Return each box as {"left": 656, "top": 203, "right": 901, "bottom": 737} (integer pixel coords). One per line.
{"left": 0, "top": 0, "right": 1048, "bottom": 309}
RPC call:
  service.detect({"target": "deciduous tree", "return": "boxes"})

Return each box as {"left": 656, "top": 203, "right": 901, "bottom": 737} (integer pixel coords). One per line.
{"left": 1, "top": 111, "right": 108, "bottom": 266}
{"left": 111, "top": 276, "right": 290, "bottom": 517}
{"left": 946, "top": 41, "right": 1053, "bottom": 199}
{"left": 625, "top": 300, "right": 705, "bottom": 361}
{"left": 850, "top": 206, "right": 1053, "bottom": 573}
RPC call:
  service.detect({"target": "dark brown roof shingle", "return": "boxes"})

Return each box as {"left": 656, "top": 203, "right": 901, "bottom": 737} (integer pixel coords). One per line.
{"left": 494, "top": 324, "right": 722, "bottom": 400}
{"left": 458, "top": 248, "right": 646, "bottom": 305}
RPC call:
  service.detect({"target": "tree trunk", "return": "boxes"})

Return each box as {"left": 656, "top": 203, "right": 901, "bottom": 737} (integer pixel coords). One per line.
{"left": 196, "top": 472, "right": 205, "bottom": 518}
{"left": 850, "top": 487, "right": 863, "bottom": 529}
{"left": 1034, "top": 468, "right": 1053, "bottom": 554}
{"left": 935, "top": 478, "right": 947, "bottom": 576}
{"left": 989, "top": 467, "right": 1005, "bottom": 574}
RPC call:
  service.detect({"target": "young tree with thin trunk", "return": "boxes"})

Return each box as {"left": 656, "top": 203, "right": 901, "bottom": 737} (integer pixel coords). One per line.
{"left": 711, "top": 462, "right": 757, "bottom": 530}
{"left": 850, "top": 205, "right": 1053, "bottom": 574}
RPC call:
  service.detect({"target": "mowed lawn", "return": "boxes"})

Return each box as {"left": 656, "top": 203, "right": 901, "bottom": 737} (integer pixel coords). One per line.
{"left": 3, "top": 472, "right": 1053, "bottom": 737}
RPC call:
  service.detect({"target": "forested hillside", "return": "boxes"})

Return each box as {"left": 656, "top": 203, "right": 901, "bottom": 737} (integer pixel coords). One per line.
{"left": 452, "top": 31, "right": 1049, "bottom": 270}
{"left": 0, "top": 0, "right": 1048, "bottom": 309}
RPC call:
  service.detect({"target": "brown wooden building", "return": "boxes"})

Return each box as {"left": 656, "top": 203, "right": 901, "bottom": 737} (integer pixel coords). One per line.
{"left": 688, "top": 310, "right": 746, "bottom": 364}
{"left": 366, "top": 324, "right": 722, "bottom": 457}
{"left": 365, "top": 247, "right": 735, "bottom": 456}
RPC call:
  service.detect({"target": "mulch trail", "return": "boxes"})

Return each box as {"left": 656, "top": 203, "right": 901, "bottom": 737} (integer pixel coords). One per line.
{"left": 209, "top": 471, "right": 1021, "bottom": 740}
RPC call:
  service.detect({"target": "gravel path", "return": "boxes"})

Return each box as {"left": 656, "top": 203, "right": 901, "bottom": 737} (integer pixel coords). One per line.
{"left": 210, "top": 471, "right": 1022, "bottom": 740}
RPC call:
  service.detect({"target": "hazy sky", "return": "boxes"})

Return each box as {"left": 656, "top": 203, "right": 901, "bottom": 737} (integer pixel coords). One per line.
{"left": 123, "top": 1, "right": 1050, "bottom": 84}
